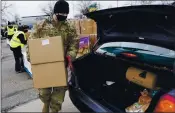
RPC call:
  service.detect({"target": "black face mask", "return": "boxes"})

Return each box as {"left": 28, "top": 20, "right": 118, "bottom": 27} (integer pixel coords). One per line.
{"left": 56, "top": 15, "right": 67, "bottom": 21}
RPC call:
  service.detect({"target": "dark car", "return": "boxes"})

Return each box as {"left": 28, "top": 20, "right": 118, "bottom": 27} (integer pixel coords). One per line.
{"left": 68, "top": 5, "right": 175, "bottom": 112}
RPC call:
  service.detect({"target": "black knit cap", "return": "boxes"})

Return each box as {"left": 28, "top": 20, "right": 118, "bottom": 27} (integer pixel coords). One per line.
{"left": 54, "top": 0, "right": 69, "bottom": 14}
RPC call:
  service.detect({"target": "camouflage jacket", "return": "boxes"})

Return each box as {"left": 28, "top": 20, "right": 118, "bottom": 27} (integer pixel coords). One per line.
{"left": 26, "top": 19, "right": 79, "bottom": 61}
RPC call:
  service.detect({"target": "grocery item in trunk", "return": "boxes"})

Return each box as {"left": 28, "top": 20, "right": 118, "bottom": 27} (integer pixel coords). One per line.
{"left": 126, "top": 67, "right": 157, "bottom": 89}
{"left": 125, "top": 89, "right": 152, "bottom": 112}
{"left": 139, "top": 89, "right": 152, "bottom": 104}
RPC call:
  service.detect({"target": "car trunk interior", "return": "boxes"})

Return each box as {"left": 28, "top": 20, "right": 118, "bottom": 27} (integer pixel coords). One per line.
{"left": 73, "top": 53, "right": 175, "bottom": 112}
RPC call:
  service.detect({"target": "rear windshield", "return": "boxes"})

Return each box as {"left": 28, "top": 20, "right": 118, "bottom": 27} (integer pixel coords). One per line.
{"left": 97, "top": 42, "right": 175, "bottom": 58}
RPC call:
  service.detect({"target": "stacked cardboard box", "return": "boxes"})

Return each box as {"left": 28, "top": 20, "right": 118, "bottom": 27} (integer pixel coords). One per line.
{"left": 74, "top": 20, "right": 81, "bottom": 35}
{"left": 80, "top": 19, "right": 94, "bottom": 34}
{"left": 28, "top": 36, "right": 67, "bottom": 88}
{"left": 68, "top": 19, "right": 97, "bottom": 35}
{"left": 92, "top": 20, "right": 97, "bottom": 34}
{"left": 68, "top": 19, "right": 98, "bottom": 58}
{"left": 79, "top": 19, "right": 97, "bottom": 35}
{"left": 89, "top": 34, "right": 97, "bottom": 49}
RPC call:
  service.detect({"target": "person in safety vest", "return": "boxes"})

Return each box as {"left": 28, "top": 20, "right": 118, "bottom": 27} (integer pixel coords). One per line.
{"left": 6, "top": 22, "right": 16, "bottom": 41}
{"left": 26, "top": 0, "right": 78, "bottom": 112}
{"left": 10, "top": 25, "right": 29, "bottom": 73}
{"left": 1, "top": 25, "right": 5, "bottom": 37}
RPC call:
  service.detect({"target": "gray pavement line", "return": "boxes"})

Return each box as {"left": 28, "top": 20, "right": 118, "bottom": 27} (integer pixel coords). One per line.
{"left": 2, "top": 87, "right": 35, "bottom": 99}
{"left": 2, "top": 58, "right": 14, "bottom": 62}
{"left": 1, "top": 56, "right": 13, "bottom": 59}
{"left": 2, "top": 97, "right": 39, "bottom": 112}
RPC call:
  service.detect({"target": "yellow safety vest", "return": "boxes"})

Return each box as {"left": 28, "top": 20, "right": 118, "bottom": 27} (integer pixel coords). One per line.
{"left": 10, "top": 31, "right": 26, "bottom": 48}
{"left": 7, "top": 26, "right": 15, "bottom": 35}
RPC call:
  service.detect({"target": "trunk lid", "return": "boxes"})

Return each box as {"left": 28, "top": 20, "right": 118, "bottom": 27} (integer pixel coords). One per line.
{"left": 85, "top": 5, "right": 175, "bottom": 50}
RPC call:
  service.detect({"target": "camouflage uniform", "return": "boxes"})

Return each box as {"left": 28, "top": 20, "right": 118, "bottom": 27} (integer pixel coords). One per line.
{"left": 27, "top": 19, "right": 78, "bottom": 112}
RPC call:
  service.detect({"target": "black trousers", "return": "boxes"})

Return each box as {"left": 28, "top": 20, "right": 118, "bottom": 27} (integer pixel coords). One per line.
{"left": 10, "top": 46, "right": 24, "bottom": 72}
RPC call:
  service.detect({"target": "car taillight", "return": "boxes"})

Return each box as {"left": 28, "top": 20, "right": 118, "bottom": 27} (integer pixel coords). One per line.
{"left": 121, "top": 52, "right": 137, "bottom": 58}
{"left": 154, "top": 90, "right": 175, "bottom": 112}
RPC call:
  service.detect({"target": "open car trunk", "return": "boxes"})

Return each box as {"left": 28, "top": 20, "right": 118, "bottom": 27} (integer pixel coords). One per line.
{"left": 73, "top": 53, "right": 175, "bottom": 112}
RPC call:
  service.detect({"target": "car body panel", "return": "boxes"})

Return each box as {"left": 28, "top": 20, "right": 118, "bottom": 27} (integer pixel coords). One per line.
{"left": 86, "top": 5, "right": 175, "bottom": 50}
{"left": 69, "top": 86, "right": 116, "bottom": 112}
{"left": 69, "top": 5, "right": 175, "bottom": 112}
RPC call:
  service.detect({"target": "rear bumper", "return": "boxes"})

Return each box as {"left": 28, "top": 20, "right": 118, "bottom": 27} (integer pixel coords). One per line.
{"left": 69, "top": 86, "right": 112, "bottom": 112}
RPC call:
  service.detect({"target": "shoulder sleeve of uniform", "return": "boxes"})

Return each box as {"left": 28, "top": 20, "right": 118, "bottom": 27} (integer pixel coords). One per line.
{"left": 29, "top": 19, "right": 48, "bottom": 39}
{"left": 65, "top": 22, "right": 79, "bottom": 60}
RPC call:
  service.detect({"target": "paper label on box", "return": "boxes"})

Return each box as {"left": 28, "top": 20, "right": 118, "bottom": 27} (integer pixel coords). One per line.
{"left": 42, "top": 39, "right": 49, "bottom": 46}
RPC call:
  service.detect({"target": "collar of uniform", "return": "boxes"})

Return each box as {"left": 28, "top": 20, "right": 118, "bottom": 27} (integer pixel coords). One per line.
{"left": 51, "top": 19, "right": 68, "bottom": 29}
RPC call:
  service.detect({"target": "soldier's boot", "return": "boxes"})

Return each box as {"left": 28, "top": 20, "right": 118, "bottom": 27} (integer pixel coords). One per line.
{"left": 50, "top": 102, "right": 61, "bottom": 113}
{"left": 42, "top": 103, "right": 50, "bottom": 113}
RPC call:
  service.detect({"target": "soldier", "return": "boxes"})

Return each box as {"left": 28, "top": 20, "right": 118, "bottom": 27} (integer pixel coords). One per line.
{"left": 27, "top": 0, "right": 78, "bottom": 112}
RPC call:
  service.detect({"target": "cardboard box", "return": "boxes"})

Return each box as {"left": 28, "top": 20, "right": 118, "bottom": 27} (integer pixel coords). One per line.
{"left": 92, "top": 21, "right": 97, "bottom": 34}
{"left": 29, "top": 36, "right": 67, "bottom": 88}
{"left": 74, "top": 20, "right": 81, "bottom": 35}
{"left": 32, "top": 62, "right": 67, "bottom": 88}
{"left": 80, "top": 19, "right": 93, "bottom": 34}
{"left": 89, "top": 34, "right": 97, "bottom": 49}
{"left": 28, "top": 36, "right": 64, "bottom": 65}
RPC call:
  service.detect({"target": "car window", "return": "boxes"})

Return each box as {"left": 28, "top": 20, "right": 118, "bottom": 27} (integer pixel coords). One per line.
{"left": 96, "top": 42, "right": 175, "bottom": 58}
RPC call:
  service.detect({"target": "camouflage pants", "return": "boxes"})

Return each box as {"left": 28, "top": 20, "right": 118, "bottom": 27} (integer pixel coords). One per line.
{"left": 38, "top": 87, "right": 67, "bottom": 112}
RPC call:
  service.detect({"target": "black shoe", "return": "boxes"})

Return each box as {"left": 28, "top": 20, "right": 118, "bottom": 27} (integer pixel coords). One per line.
{"left": 20, "top": 68, "right": 25, "bottom": 72}
{"left": 16, "top": 69, "right": 25, "bottom": 73}
{"left": 16, "top": 70, "right": 22, "bottom": 73}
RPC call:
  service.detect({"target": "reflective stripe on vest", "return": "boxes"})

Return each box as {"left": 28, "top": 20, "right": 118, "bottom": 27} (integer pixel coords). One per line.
{"left": 10, "top": 31, "right": 26, "bottom": 48}
{"left": 7, "top": 26, "right": 15, "bottom": 35}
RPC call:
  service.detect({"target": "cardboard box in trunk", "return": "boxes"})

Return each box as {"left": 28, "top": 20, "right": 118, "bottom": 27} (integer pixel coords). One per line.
{"left": 32, "top": 62, "right": 67, "bottom": 88}
{"left": 28, "top": 36, "right": 67, "bottom": 88}
{"left": 28, "top": 36, "right": 64, "bottom": 65}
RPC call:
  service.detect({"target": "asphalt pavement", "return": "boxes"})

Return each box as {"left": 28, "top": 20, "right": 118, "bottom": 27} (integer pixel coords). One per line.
{"left": 9, "top": 91, "right": 79, "bottom": 112}
{"left": 1, "top": 40, "right": 38, "bottom": 112}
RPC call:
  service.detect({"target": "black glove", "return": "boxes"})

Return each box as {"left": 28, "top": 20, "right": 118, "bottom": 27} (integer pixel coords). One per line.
{"left": 65, "top": 56, "right": 68, "bottom": 68}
